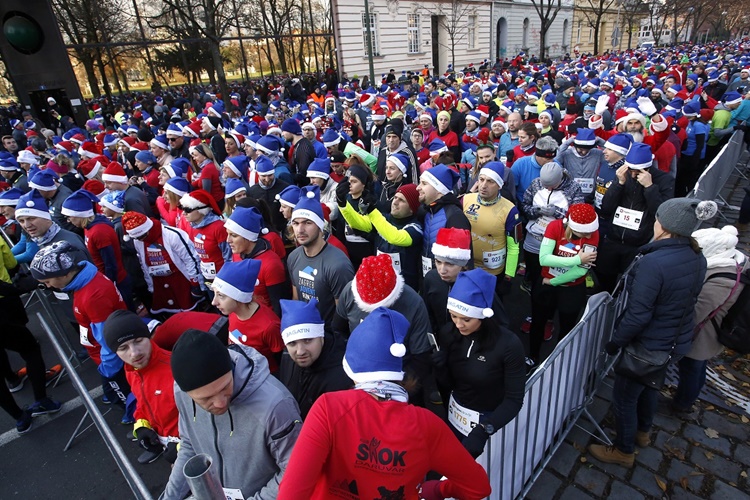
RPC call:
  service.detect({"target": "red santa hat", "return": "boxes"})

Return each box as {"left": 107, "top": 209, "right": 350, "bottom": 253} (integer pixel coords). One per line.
{"left": 122, "top": 211, "right": 154, "bottom": 239}
{"left": 351, "top": 254, "right": 405, "bottom": 312}
{"left": 431, "top": 227, "right": 471, "bottom": 266}
{"left": 476, "top": 104, "right": 490, "bottom": 118}
{"left": 565, "top": 203, "right": 599, "bottom": 234}
{"left": 184, "top": 120, "right": 202, "bottom": 138}
{"left": 78, "top": 158, "right": 104, "bottom": 180}
{"left": 359, "top": 92, "right": 375, "bottom": 107}
{"left": 179, "top": 189, "right": 221, "bottom": 216}
{"left": 102, "top": 161, "right": 128, "bottom": 183}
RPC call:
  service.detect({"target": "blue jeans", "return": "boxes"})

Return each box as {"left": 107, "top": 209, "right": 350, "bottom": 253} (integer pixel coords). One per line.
{"left": 612, "top": 373, "right": 658, "bottom": 454}
{"left": 673, "top": 357, "right": 707, "bottom": 410}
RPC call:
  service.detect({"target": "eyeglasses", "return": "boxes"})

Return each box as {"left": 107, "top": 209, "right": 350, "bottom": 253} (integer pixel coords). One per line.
{"left": 181, "top": 205, "right": 207, "bottom": 213}
{"left": 168, "top": 137, "right": 180, "bottom": 142}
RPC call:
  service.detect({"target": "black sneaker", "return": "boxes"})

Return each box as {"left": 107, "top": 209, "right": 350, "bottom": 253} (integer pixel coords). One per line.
{"left": 7, "top": 374, "right": 27, "bottom": 393}
{"left": 16, "top": 410, "right": 33, "bottom": 434}
{"left": 28, "top": 398, "right": 62, "bottom": 417}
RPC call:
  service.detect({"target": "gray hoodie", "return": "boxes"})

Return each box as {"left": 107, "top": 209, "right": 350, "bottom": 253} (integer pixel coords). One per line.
{"left": 161, "top": 345, "right": 301, "bottom": 500}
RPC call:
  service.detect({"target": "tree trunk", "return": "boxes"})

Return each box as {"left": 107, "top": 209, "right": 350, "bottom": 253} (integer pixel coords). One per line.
{"left": 94, "top": 47, "right": 113, "bottom": 100}
{"left": 594, "top": 25, "right": 600, "bottom": 54}
{"left": 80, "top": 52, "right": 101, "bottom": 98}
{"left": 208, "top": 40, "right": 228, "bottom": 98}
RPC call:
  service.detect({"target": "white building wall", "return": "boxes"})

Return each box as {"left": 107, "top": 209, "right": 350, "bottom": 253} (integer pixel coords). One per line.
{"left": 491, "top": 0, "right": 575, "bottom": 60}
{"left": 332, "top": 0, "right": 493, "bottom": 78}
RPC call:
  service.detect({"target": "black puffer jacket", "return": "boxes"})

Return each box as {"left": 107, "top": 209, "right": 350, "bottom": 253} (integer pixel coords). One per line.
{"left": 613, "top": 238, "right": 706, "bottom": 355}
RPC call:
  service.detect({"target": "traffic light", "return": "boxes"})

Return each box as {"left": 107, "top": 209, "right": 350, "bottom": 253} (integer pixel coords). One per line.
{"left": 3, "top": 12, "right": 44, "bottom": 54}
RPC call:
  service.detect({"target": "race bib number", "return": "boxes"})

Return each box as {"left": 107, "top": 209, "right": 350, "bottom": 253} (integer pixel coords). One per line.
{"left": 422, "top": 255, "right": 433, "bottom": 277}
{"left": 148, "top": 263, "right": 172, "bottom": 277}
{"left": 613, "top": 207, "right": 643, "bottom": 231}
{"left": 223, "top": 488, "right": 245, "bottom": 500}
{"left": 79, "top": 326, "right": 94, "bottom": 347}
{"left": 200, "top": 261, "right": 217, "bottom": 279}
{"left": 483, "top": 248, "right": 506, "bottom": 270}
{"left": 528, "top": 216, "right": 552, "bottom": 236}
{"left": 448, "top": 394, "right": 480, "bottom": 437}
{"left": 548, "top": 266, "right": 568, "bottom": 277}
{"left": 377, "top": 250, "right": 402, "bottom": 274}
{"left": 575, "top": 177, "right": 594, "bottom": 194}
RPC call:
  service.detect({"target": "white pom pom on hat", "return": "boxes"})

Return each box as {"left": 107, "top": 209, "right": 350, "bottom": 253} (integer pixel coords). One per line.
{"left": 390, "top": 342, "right": 406, "bottom": 358}
{"left": 483, "top": 307, "right": 495, "bottom": 318}
{"left": 306, "top": 191, "right": 315, "bottom": 199}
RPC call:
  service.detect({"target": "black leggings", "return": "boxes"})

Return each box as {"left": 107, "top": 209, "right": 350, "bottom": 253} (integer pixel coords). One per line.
{"left": 529, "top": 281, "right": 587, "bottom": 362}
{"left": 0, "top": 324, "right": 49, "bottom": 420}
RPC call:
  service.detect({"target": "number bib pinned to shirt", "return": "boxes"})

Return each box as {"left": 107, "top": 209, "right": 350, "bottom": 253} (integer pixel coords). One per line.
{"left": 483, "top": 248, "right": 507, "bottom": 270}
{"left": 377, "top": 250, "right": 402, "bottom": 274}
{"left": 613, "top": 207, "right": 644, "bottom": 231}
{"left": 448, "top": 394, "right": 480, "bottom": 437}
{"left": 574, "top": 177, "right": 595, "bottom": 194}
{"left": 421, "top": 255, "right": 433, "bottom": 277}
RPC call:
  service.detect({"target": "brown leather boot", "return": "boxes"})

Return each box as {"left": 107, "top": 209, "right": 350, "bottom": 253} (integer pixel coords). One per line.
{"left": 588, "top": 444, "right": 635, "bottom": 467}
{"left": 636, "top": 430, "right": 651, "bottom": 448}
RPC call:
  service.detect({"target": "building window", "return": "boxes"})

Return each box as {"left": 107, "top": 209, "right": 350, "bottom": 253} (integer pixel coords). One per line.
{"left": 468, "top": 15, "right": 477, "bottom": 49}
{"left": 522, "top": 18, "right": 530, "bottom": 48}
{"left": 588, "top": 28, "right": 592, "bottom": 42}
{"left": 407, "top": 14, "right": 420, "bottom": 53}
{"left": 361, "top": 13, "right": 380, "bottom": 56}
{"left": 576, "top": 20, "right": 581, "bottom": 43}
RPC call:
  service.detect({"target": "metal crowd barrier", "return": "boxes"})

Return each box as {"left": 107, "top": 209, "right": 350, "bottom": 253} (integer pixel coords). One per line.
{"left": 477, "top": 291, "right": 627, "bottom": 499}
{"left": 689, "top": 129, "right": 747, "bottom": 220}
{"left": 1, "top": 227, "right": 152, "bottom": 500}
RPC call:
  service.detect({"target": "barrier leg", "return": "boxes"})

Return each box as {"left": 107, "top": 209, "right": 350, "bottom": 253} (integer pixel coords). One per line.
{"left": 64, "top": 407, "right": 113, "bottom": 452}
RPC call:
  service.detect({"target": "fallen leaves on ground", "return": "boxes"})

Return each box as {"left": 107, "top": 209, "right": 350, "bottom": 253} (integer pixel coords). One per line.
{"left": 655, "top": 475, "right": 667, "bottom": 492}
{"left": 704, "top": 451, "right": 715, "bottom": 460}
{"left": 704, "top": 428, "right": 720, "bottom": 439}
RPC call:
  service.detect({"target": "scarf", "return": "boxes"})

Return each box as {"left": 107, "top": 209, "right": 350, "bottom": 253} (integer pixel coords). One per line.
{"left": 706, "top": 249, "right": 745, "bottom": 270}
{"left": 62, "top": 261, "right": 99, "bottom": 292}
{"left": 520, "top": 141, "right": 536, "bottom": 152}
{"left": 33, "top": 223, "right": 61, "bottom": 246}
{"left": 355, "top": 380, "right": 408, "bottom": 403}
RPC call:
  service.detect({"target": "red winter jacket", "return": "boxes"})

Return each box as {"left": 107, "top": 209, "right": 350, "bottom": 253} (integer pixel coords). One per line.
{"left": 127, "top": 342, "right": 179, "bottom": 441}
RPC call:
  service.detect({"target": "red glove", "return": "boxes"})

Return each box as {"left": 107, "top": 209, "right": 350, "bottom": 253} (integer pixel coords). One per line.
{"left": 419, "top": 480, "right": 445, "bottom": 500}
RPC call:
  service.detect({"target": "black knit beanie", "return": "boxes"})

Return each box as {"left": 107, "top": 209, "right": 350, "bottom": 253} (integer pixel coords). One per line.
{"left": 103, "top": 310, "right": 151, "bottom": 351}
{"left": 171, "top": 329, "right": 233, "bottom": 392}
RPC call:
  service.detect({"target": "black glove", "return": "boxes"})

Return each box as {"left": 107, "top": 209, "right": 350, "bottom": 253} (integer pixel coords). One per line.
{"left": 358, "top": 191, "right": 377, "bottom": 215}
{"left": 498, "top": 276, "right": 513, "bottom": 296}
{"left": 431, "top": 348, "right": 449, "bottom": 369}
{"left": 335, "top": 179, "right": 350, "bottom": 207}
{"left": 134, "top": 427, "right": 161, "bottom": 452}
{"left": 605, "top": 341, "right": 621, "bottom": 356}
{"left": 462, "top": 425, "right": 489, "bottom": 458}
{"left": 163, "top": 441, "right": 179, "bottom": 464}
{"left": 13, "top": 271, "right": 41, "bottom": 294}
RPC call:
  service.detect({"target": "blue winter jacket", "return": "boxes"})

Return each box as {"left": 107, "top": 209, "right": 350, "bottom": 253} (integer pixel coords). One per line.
{"left": 613, "top": 238, "right": 706, "bottom": 355}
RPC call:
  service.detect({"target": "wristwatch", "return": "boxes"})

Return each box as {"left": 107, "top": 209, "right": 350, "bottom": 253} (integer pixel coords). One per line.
{"left": 479, "top": 422, "right": 495, "bottom": 435}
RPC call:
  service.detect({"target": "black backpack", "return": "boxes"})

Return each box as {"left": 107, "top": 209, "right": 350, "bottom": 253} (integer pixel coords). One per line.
{"left": 702, "top": 267, "right": 750, "bottom": 354}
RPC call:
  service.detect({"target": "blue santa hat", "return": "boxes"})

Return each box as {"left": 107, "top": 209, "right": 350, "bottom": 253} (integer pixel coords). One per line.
{"left": 280, "top": 298, "right": 325, "bottom": 344}
{"left": 421, "top": 164, "right": 459, "bottom": 195}
{"left": 225, "top": 206, "right": 268, "bottom": 242}
{"left": 624, "top": 142, "right": 653, "bottom": 170}
{"left": 466, "top": 111, "right": 481, "bottom": 124}
{"left": 222, "top": 155, "right": 249, "bottom": 179}
{"left": 603, "top": 133, "right": 633, "bottom": 156}
{"left": 100, "top": 190, "right": 126, "bottom": 214}
{"left": 479, "top": 161, "right": 506, "bottom": 188}
{"left": 722, "top": 91, "right": 743, "bottom": 106}
{"left": 29, "top": 170, "right": 60, "bottom": 192}
{"left": 0, "top": 156, "right": 19, "bottom": 172}
{"left": 682, "top": 100, "right": 701, "bottom": 117}
{"left": 166, "top": 123, "right": 183, "bottom": 138}
{"left": 321, "top": 129, "right": 341, "bottom": 148}
{"left": 276, "top": 185, "right": 302, "bottom": 208}
{"left": 256, "top": 135, "right": 283, "bottom": 155}
{"left": 135, "top": 150, "right": 158, "bottom": 165}
{"left": 15, "top": 190, "right": 51, "bottom": 220}
{"left": 164, "top": 157, "right": 191, "bottom": 178}
{"left": 428, "top": 139, "right": 448, "bottom": 155}
{"left": 102, "top": 134, "right": 118, "bottom": 148}
{"left": 343, "top": 307, "right": 409, "bottom": 383}
{"left": 573, "top": 128, "right": 597, "bottom": 148}
{"left": 225, "top": 178, "right": 247, "bottom": 199}
{"left": 61, "top": 189, "right": 99, "bottom": 218}
{"left": 447, "top": 269, "right": 496, "bottom": 319}
{"left": 163, "top": 176, "right": 191, "bottom": 197}
{"left": 291, "top": 188, "right": 325, "bottom": 230}
{"left": 211, "top": 259, "right": 261, "bottom": 306}
{"left": 0, "top": 187, "right": 25, "bottom": 207}
{"left": 254, "top": 156, "right": 274, "bottom": 175}
{"left": 307, "top": 158, "right": 331, "bottom": 180}
{"left": 387, "top": 153, "right": 409, "bottom": 175}
{"left": 281, "top": 118, "right": 303, "bottom": 135}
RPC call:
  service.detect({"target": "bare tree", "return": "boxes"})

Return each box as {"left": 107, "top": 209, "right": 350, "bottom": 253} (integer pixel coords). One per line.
{"left": 580, "top": 0, "right": 617, "bottom": 54}
{"left": 529, "top": 0, "right": 563, "bottom": 59}
{"left": 647, "top": 0, "right": 670, "bottom": 46}
{"left": 620, "top": 0, "right": 649, "bottom": 48}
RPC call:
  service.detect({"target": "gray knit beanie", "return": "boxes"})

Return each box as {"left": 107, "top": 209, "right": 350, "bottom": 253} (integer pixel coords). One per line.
{"left": 656, "top": 199, "right": 717, "bottom": 237}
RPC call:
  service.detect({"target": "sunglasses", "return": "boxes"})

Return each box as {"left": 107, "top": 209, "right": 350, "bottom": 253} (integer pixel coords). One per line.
{"left": 168, "top": 137, "right": 180, "bottom": 142}
{"left": 181, "top": 205, "right": 207, "bottom": 213}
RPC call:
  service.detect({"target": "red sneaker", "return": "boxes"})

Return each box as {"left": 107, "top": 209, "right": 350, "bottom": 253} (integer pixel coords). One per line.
{"left": 544, "top": 321, "right": 555, "bottom": 341}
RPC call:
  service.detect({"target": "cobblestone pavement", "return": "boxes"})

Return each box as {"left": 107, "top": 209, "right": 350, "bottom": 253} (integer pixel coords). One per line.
{"left": 531, "top": 149, "right": 750, "bottom": 500}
